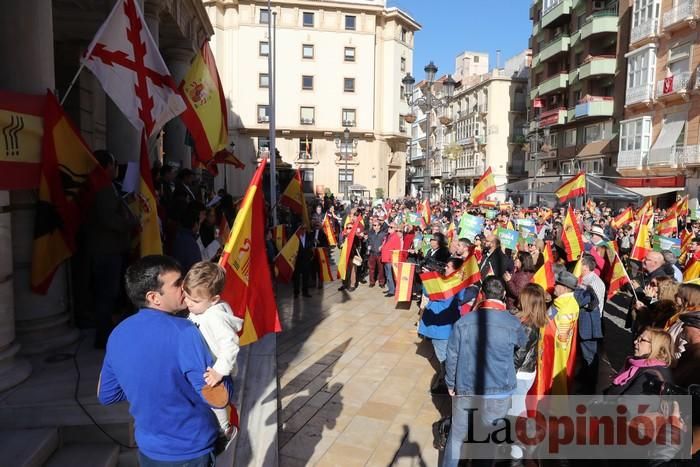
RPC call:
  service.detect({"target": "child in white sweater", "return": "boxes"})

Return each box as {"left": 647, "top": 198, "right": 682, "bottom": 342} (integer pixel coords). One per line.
{"left": 184, "top": 261, "right": 243, "bottom": 439}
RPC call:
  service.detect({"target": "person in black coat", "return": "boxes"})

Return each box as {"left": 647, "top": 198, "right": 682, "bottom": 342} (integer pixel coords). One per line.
{"left": 480, "top": 235, "right": 508, "bottom": 278}
{"left": 293, "top": 226, "right": 315, "bottom": 298}
{"left": 422, "top": 232, "right": 451, "bottom": 272}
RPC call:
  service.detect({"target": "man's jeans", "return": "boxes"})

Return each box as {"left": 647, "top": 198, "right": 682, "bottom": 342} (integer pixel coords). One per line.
{"left": 432, "top": 338, "right": 448, "bottom": 363}
{"left": 383, "top": 263, "right": 395, "bottom": 294}
{"left": 138, "top": 451, "right": 215, "bottom": 467}
{"left": 443, "top": 395, "right": 511, "bottom": 467}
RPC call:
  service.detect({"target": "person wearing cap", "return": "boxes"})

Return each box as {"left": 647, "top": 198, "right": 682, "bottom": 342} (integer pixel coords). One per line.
{"left": 547, "top": 270, "right": 581, "bottom": 395}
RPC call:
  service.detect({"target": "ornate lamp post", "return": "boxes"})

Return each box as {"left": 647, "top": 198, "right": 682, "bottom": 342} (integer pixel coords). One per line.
{"left": 402, "top": 62, "right": 455, "bottom": 200}
{"left": 334, "top": 127, "right": 357, "bottom": 200}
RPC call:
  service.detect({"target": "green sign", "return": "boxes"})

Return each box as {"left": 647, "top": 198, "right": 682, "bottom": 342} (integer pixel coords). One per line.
{"left": 497, "top": 227, "right": 520, "bottom": 251}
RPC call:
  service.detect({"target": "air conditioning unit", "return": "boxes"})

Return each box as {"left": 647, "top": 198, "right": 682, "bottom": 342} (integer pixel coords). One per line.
{"left": 592, "top": 0, "right": 605, "bottom": 10}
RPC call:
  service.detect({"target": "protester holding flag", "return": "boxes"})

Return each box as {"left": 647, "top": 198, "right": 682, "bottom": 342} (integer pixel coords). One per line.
{"left": 367, "top": 220, "right": 387, "bottom": 288}
{"left": 381, "top": 222, "right": 405, "bottom": 297}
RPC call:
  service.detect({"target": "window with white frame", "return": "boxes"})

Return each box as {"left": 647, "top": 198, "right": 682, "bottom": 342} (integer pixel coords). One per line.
{"left": 543, "top": 0, "right": 562, "bottom": 13}
{"left": 257, "top": 105, "right": 270, "bottom": 122}
{"left": 620, "top": 117, "right": 652, "bottom": 153}
{"left": 300, "top": 106, "right": 315, "bottom": 124}
{"left": 584, "top": 121, "right": 611, "bottom": 143}
{"left": 632, "top": 0, "right": 658, "bottom": 28}
{"left": 344, "top": 47, "right": 355, "bottom": 62}
{"left": 259, "top": 41, "right": 269, "bottom": 56}
{"left": 668, "top": 43, "right": 691, "bottom": 76}
{"left": 560, "top": 160, "right": 574, "bottom": 175}
{"left": 545, "top": 132, "right": 558, "bottom": 149}
{"left": 302, "top": 44, "right": 314, "bottom": 59}
{"left": 299, "top": 138, "right": 313, "bottom": 159}
{"left": 342, "top": 108, "right": 356, "bottom": 127}
{"left": 258, "top": 137, "right": 270, "bottom": 154}
{"left": 259, "top": 8, "right": 270, "bottom": 24}
{"left": 565, "top": 129, "right": 577, "bottom": 147}
{"left": 259, "top": 73, "right": 269, "bottom": 88}
{"left": 338, "top": 169, "right": 354, "bottom": 194}
{"left": 581, "top": 158, "right": 604, "bottom": 174}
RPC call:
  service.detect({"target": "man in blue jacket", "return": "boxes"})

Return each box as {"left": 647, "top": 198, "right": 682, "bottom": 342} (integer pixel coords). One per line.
{"left": 443, "top": 276, "right": 526, "bottom": 467}
{"left": 98, "top": 255, "right": 233, "bottom": 467}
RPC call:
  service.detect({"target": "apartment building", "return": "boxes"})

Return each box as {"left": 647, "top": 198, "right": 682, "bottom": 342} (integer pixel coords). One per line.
{"left": 204, "top": 0, "right": 419, "bottom": 198}
{"left": 528, "top": 0, "right": 624, "bottom": 186}
{"left": 616, "top": 0, "right": 700, "bottom": 207}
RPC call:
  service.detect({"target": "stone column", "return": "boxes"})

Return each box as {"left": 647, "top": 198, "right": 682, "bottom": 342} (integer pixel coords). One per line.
{"left": 164, "top": 46, "right": 195, "bottom": 168}
{"left": 0, "top": 0, "right": 76, "bottom": 376}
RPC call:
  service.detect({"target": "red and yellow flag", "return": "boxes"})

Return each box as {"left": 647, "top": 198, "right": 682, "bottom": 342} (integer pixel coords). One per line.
{"left": 561, "top": 206, "right": 583, "bottom": 262}
{"left": 219, "top": 159, "right": 281, "bottom": 346}
{"left": 0, "top": 90, "right": 45, "bottom": 189}
{"left": 280, "top": 169, "right": 311, "bottom": 229}
{"left": 668, "top": 195, "right": 689, "bottom": 218}
{"left": 420, "top": 254, "right": 480, "bottom": 300}
{"left": 214, "top": 148, "right": 244, "bottom": 169}
{"left": 635, "top": 198, "right": 653, "bottom": 232}
{"left": 585, "top": 199, "right": 596, "bottom": 215}
{"left": 607, "top": 252, "right": 630, "bottom": 299}
{"left": 272, "top": 225, "right": 287, "bottom": 252}
{"left": 393, "top": 262, "right": 416, "bottom": 303}
{"left": 391, "top": 249, "right": 408, "bottom": 264}
{"left": 539, "top": 207, "right": 553, "bottom": 222}
{"left": 274, "top": 227, "right": 301, "bottom": 283}
{"left": 680, "top": 229, "right": 692, "bottom": 264}
{"left": 610, "top": 207, "right": 634, "bottom": 230}
{"left": 531, "top": 241, "right": 555, "bottom": 293}
{"left": 656, "top": 214, "right": 677, "bottom": 237}
{"left": 137, "top": 131, "right": 162, "bottom": 256}
{"left": 31, "top": 92, "right": 111, "bottom": 293}
{"left": 469, "top": 166, "right": 496, "bottom": 205}
{"left": 316, "top": 248, "right": 333, "bottom": 282}
{"left": 422, "top": 198, "right": 431, "bottom": 226}
{"left": 179, "top": 40, "right": 228, "bottom": 164}
{"left": 684, "top": 257, "right": 700, "bottom": 282}
{"left": 630, "top": 215, "right": 653, "bottom": 262}
{"left": 337, "top": 217, "right": 361, "bottom": 280}
{"left": 555, "top": 172, "right": 586, "bottom": 203}
{"left": 322, "top": 214, "right": 337, "bottom": 246}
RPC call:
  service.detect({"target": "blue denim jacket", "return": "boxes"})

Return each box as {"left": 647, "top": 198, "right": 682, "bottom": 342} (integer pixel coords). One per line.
{"left": 445, "top": 302, "right": 527, "bottom": 395}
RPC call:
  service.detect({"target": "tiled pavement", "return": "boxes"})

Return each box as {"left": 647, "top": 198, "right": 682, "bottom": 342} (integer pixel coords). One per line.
{"left": 275, "top": 279, "right": 449, "bottom": 467}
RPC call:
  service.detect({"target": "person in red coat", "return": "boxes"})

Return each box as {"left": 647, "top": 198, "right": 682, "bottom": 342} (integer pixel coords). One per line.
{"left": 381, "top": 223, "right": 405, "bottom": 297}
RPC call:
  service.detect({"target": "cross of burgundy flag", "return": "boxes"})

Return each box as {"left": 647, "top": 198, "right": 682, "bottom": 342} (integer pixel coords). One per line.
{"left": 83, "top": 0, "right": 185, "bottom": 137}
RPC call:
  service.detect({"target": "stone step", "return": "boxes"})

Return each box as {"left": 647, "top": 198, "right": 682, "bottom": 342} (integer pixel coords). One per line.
{"left": 45, "top": 443, "right": 119, "bottom": 467}
{"left": 59, "top": 422, "right": 134, "bottom": 447}
{"left": 0, "top": 428, "right": 59, "bottom": 467}
{"left": 116, "top": 448, "right": 139, "bottom": 467}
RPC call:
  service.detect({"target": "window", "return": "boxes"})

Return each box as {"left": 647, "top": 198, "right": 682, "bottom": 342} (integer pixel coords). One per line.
{"left": 345, "top": 15, "right": 356, "bottom": 30}
{"left": 560, "top": 160, "right": 574, "bottom": 175}
{"left": 627, "top": 47, "right": 655, "bottom": 89}
{"left": 668, "top": 43, "right": 691, "bottom": 75}
{"left": 545, "top": 132, "right": 558, "bottom": 149}
{"left": 302, "top": 44, "right": 314, "bottom": 59}
{"left": 401, "top": 27, "right": 407, "bottom": 42}
{"left": 632, "top": 0, "right": 659, "bottom": 28}
{"left": 302, "top": 75, "right": 314, "bottom": 90}
{"left": 344, "top": 77, "right": 355, "bottom": 92}
{"left": 400, "top": 85, "right": 405, "bottom": 100}
{"left": 259, "top": 73, "right": 269, "bottom": 88}
{"left": 257, "top": 105, "right": 270, "bottom": 123}
{"left": 259, "top": 8, "right": 270, "bottom": 24}
{"left": 565, "top": 129, "right": 577, "bottom": 147}
{"left": 344, "top": 47, "right": 355, "bottom": 62}
{"left": 342, "top": 108, "right": 356, "bottom": 127}
{"left": 400, "top": 57, "right": 406, "bottom": 72}
{"left": 584, "top": 121, "right": 611, "bottom": 143}
{"left": 303, "top": 12, "right": 314, "bottom": 27}
{"left": 581, "top": 158, "right": 604, "bottom": 174}
{"left": 259, "top": 41, "right": 269, "bottom": 56}
{"left": 474, "top": 56, "right": 480, "bottom": 63}
{"left": 300, "top": 106, "right": 315, "bottom": 124}
{"left": 299, "top": 138, "right": 313, "bottom": 160}
{"left": 338, "top": 168, "right": 354, "bottom": 195}
{"left": 257, "top": 137, "right": 270, "bottom": 156}
{"left": 620, "top": 117, "right": 652, "bottom": 152}
{"left": 301, "top": 169, "right": 314, "bottom": 192}
{"left": 399, "top": 115, "right": 406, "bottom": 133}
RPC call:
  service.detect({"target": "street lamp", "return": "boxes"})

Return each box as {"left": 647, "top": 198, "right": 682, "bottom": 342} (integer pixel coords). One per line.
{"left": 402, "top": 62, "right": 455, "bottom": 200}
{"left": 334, "top": 127, "right": 358, "bottom": 200}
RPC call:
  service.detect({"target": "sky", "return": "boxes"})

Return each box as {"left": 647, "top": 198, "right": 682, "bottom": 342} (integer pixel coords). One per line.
{"left": 388, "top": 0, "right": 533, "bottom": 77}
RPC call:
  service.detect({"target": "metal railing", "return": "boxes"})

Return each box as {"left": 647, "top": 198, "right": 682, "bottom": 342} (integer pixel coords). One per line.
{"left": 676, "top": 145, "right": 700, "bottom": 166}
{"left": 617, "top": 149, "right": 646, "bottom": 169}
{"left": 630, "top": 18, "right": 659, "bottom": 44}
{"left": 626, "top": 83, "right": 654, "bottom": 105}
{"left": 656, "top": 71, "right": 692, "bottom": 97}
{"left": 663, "top": 0, "right": 699, "bottom": 28}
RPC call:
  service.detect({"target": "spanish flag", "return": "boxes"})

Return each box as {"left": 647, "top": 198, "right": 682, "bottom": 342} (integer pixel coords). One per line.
{"left": 655, "top": 214, "right": 677, "bottom": 237}
{"left": 337, "top": 217, "right": 361, "bottom": 280}
{"left": 561, "top": 206, "right": 583, "bottom": 262}
{"left": 137, "top": 131, "right": 162, "bottom": 256}
{"left": 531, "top": 241, "right": 555, "bottom": 294}
{"left": 394, "top": 262, "right": 415, "bottom": 303}
{"left": 630, "top": 215, "right": 653, "bottom": 262}
{"left": 391, "top": 249, "right": 408, "bottom": 264}
{"left": 684, "top": 257, "right": 700, "bottom": 282}
{"left": 539, "top": 207, "right": 553, "bottom": 222}
{"left": 607, "top": 252, "right": 630, "bottom": 299}
{"left": 272, "top": 225, "right": 287, "bottom": 252}
{"left": 219, "top": 159, "right": 281, "bottom": 346}
{"left": 668, "top": 195, "right": 689, "bottom": 218}
{"left": 179, "top": 40, "right": 228, "bottom": 163}
{"left": 280, "top": 169, "right": 311, "bottom": 229}
{"left": 316, "top": 248, "right": 333, "bottom": 282}
{"left": 422, "top": 198, "right": 431, "bottom": 226}
{"left": 420, "top": 254, "right": 480, "bottom": 300}
{"left": 469, "top": 166, "right": 496, "bottom": 205}
{"left": 214, "top": 148, "right": 245, "bottom": 169}
{"left": 31, "top": 92, "right": 111, "bottom": 293}
{"left": 274, "top": 227, "right": 301, "bottom": 283}
{"left": 322, "top": 214, "right": 337, "bottom": 246}
{"left": 0, "top": 89, "right": 45, "bottom": 189}
{"left": 635, "top": 198, "right": 653, "bottom": 229}
{"left": 478, "top": 199, "right": 498, "bottom": 208}
{"left": 585, "top": 198, "right": 596, "bottom": 214}
{"left": 680, "top": 229, "right": 692, "bottom": 264}
{"left": 610, "top": 207, "right": 634, "bottom": 230}
{"left": 555, "top": 172, "right": 586, "bottom": 203}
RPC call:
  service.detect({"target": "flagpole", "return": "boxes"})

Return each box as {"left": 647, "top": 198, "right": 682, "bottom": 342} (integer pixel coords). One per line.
{"left": 268, "top": 3, "right": 278, "bottom": 226}
{"left": 59, "top": 62, "right": 87, "bottom": 106}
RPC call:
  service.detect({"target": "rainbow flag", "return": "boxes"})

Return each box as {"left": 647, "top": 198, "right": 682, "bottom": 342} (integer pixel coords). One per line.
{"left": 420, "top": 254, "right": 480, "bottom": 300}
{"left": 561, "top": 206, "right": 583, "bottom": 262}
{"left": 393, "top": 262, "right": 415, "bottom": 303}
{"left": 469, "top": 166, "right": 496, "bottom": 205}
{"left": 316, "top": 247, "right": 333, "bottom": 282}
{"left": 555, "top": 172, "right": 586, "bottom": 203}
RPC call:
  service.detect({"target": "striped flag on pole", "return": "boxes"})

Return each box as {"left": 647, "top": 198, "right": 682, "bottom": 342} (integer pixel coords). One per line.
{"left": 316, "top": 247, "right": 333, "bottom": 282}
{"left": 393, "top": 262, "right": 415, "bottom": 303}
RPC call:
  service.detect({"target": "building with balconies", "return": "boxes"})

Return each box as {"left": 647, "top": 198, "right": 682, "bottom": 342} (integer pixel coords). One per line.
{"left": 616, "top": 0, "right": 700, "bottom": 207}
{"left": 528, "top": 0, "right": 624, "bottom": 194}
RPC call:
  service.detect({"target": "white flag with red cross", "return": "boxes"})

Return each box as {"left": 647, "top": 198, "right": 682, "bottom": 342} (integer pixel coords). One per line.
{"left": 83, "top": 0, "right": 185, "bottom": 137}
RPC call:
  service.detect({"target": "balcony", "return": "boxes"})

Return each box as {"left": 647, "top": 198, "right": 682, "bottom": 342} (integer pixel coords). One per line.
{"left": 676, "top": 145, "right": 700, "bottom": 166}
{"left": 578, "top": 57, "right": 616, "bottom": 80}
{"left": 539, "top": 107, "right": 567, "bottom": 127}
{"left": 574, "top": 97, "right": 614, "bottom": 119}
{"left": 579, "top": 12, "right": 618, "bottom": 41}
{"left": 662, "top": 0, "right": 700, "bottom": 32}
{"left": 541, "top": 0, "right": 572, "bottom": 28}
{"left": 625, "top": 83, "right": 654, "bottom": 106}
{"left": 617, "top": 149, "right": 647, "bottom": 170}
{"left": 656, "top": 71, "right": 692, "bottom": 99}
{"left": 530, "top": 85, "right": 540, "bottom": 101}
{"left": 538, "top": 73, "right": 568, "bottom": 95}
{"left": 534, "top": 35, "right": 570, "bottom": 67}
{"left": 630, "top": 19, "right": 660, "bottom": 45}
{"left": 648, "top": 147, "right": 680, "bottom": 167}
{"left": 456, "top": 166, "right": 485, "bottom": 178}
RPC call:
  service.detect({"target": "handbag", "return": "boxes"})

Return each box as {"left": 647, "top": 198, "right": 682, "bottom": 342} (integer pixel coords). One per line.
{"left": 352, "top": 248, "right": 363, "bottom": 267}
